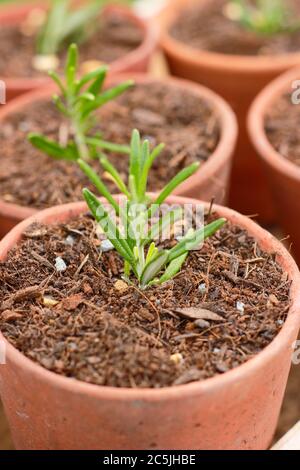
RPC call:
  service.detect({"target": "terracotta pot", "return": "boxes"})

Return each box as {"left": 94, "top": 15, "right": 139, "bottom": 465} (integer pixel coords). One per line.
{"left": 0, "top": 195, "right": 299, "bottom": 450}
{"left": 0, "top": 2, "right": 158, "bottom": 102}
{"left": 0, "top": 73, "right": 237, "bottom": 239}
{"left": 159, "top": 0, "right": 300, "bottom": 223}
{"left": 248, "top": 67, "right": 300, "bottom": 263}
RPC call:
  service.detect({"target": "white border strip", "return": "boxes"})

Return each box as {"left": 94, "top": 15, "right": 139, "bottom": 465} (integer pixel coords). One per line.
{"left": 272, "top": 422, "right": 300, "bottom": 450}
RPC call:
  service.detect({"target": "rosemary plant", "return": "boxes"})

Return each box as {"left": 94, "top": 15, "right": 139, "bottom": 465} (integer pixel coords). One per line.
{"left": 37, "top": 0, "right": 134, "bottom": 57}
{"left": 226, "top": 0, "right": 300, "bottom": 35}
{"left": 29, "top": 44, "right": 133, "bottom": 163}
{"left": 82, "top": 129, "right": 226, "bottom": 288}
{"left": 27, "top": 47, "right": 226, "bottom": 290}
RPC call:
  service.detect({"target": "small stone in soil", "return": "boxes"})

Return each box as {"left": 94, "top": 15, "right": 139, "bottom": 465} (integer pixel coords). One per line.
{"left": 198, "top": 283, "right": 206, "bottom": 295}
{"left": 195, "top": 319, "right": 210, "bottom": 329}
{"left": 170, "top": 353, "right": 184, "bottom": 365}
{"left": 114, "top": 280, "right": 129, "bottom": 293}
{"left": 65, "top": 235, "right": 75, "bottom": 246}
{"left": 100, "top": 239, "right": 114, "bottom": 252}
{"left": 55, "top": 257, "right": 67, "bottom": 272}
{"left": 42, "top": 296, "right": 59, "bottom": 307}
{"left": 236, "top": 301, "right": 245, "bottom": 314}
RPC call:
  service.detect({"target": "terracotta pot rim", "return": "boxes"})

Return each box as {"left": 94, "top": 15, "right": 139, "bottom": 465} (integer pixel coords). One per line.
{"left": 159, "top": 0, "right": 300, "bottom": 74}
{"left": 0, "top": 195, "right": 299, "bottom": 400}
{"left": 0, "top": 72, "right": 238, "bottom": 220}
{"left": 0, "top": 3, "right": 158, "bottom": 89}
{"left": 248, "top": 66, "right": 300, "bottom": 181}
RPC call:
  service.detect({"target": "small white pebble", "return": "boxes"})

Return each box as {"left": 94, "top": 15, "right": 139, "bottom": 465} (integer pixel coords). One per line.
{"left": 100, "top": 239, "right": 114, "bottom": 252}
{"left": 42, "top": 296, "right": 59, "bottom": 307}
{"left": 277, "top": 319, "right": 284, "bottom": 326}
{"left": 114, "top": 280, "right": 128, "bottom": 293}
{"left": 65, "top": 235, "right": 75, "bottom": 246}
{"left": 195, "top": 319, "right": 210, "bottom": 329}
{"left": 32, "top": 54, "right": 59, "bottom": 72}
{"left": 170, "top": 353, "right": 184, "bottom": 365}
{"left": 198, "top": 283, "right": 206, "bottom": 295}
{"left": 236, "top": 301, "right": 245, "bottom": 314}
{"left": 55, "top": 257, "right": 67, "bottom": 272}
{"left": 213, "top": 348, "right": 221, "bottom": 354}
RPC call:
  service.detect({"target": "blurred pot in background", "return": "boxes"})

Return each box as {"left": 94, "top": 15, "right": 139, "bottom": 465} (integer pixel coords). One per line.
{"left": 159, "top": 0, "right": 300, "bottom": 223}
{"left": 249, "top": 67, "right": 300, "bottom": 263}
{"left": 0, "top": 2, "right": 157, "bottom": 101}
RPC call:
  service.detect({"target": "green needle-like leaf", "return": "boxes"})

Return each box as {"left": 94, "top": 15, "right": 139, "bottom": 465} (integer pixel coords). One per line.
{"left": 99, "top": 156, "right": 130, "bottom": 197}
{"left": 37, "top": 0, "right": 68, "bottom": 55}
{"left": 75, "top": 66, "right": 108, "bottom": 94}
{"left": 52, "top": 95, "right": 69, "bottom": 116}
{"left": 82, "top": 81, "right": 134, "bottom": 118}
{"left": 168, "top": 218, "right": 226, "bottom": 262}
{"left": 28, "top": 133, "right": 78, "bottom": 161}
{"left": 65, "top": 44, "right": 78, "bottom": 89}
{"left": 83, "top": 188, "right": 135, "bottom": 265}
{"left": 139, "top": 143, "right": 165, "bottom": 197}
{"left": 159, "top": 253, "right": 188, "bottom": 284}
{"left": 86, "top": 137, "right": 130, "bottom": 155}
{"left": 88, "top": 73, "right": 107, "bottom": 97}
{"left": 48, "top": 71, "right": 66, "bottom": 96}
{"left": 140, "top": 251, "right": 169, "bottom": 288}
{"left": 129, "top": 129, "right": 141, "bottom": 187}
{"left": 145, "top": 242, "right": 158, "bottom": 265}
{"left": 78, "top": 159, "right": 120, "bottom": 215}
{"left": 150, "top": 162, "right": 200, "bottom": 214}
{"left": 59, "top": 0, "right": 102, "bottom": 43}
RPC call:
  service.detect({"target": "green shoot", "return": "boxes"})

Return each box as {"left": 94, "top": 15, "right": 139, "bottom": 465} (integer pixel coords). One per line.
{"left": 82, "top": 129, "right": 227, "bottom": 289}
{"left": 225, "top": 0, "right": 300, "bottom": 35}
{"left": 28, "top": 44, "right": 133, "bottom": 163}
{"left": 37, "top": 0, "right": 135, "bottom": 58}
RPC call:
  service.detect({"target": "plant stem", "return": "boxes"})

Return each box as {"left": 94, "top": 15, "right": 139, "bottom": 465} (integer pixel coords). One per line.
{"left": 124, "top": 260, "right": 131, "bottom": 279}
{"left": 137, "top": 244, "right": 145, "bottom": 277}
{"left": 67, "top": 89, "right": 91, "bottom": 161}
{"left": 74, "top": 120, "right": 90, "bottom": 161}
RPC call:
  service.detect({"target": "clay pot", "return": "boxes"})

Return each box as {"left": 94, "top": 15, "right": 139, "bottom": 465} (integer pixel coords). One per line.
{"left": 0, "top": 74, "right": 238, "bottom": 239}
{"left": 159, "top": 0, "right": 300, "bottom": 223}
{"left": 248, "top": 67, "right": 300, "bottom": 263}
{"left": 0, "top": 195, "right": 299, "bottom": 450}
{"left": 0, "top": 2, "right": 158, "bottom": 102}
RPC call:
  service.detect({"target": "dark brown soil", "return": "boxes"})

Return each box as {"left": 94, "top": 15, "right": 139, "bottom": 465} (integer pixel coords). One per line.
{"left": 0, "top": 82, "right": 220, "bottom": 209}
{"left": 171, "top": 0, "right": 300, "bottom": 56}
{"left": 0, "top": 9, "right": 143, "bottom": 79}
{"left": 265, "top": 90, "right": 300, "bottom": 166}
{"left": 0, "top": 212, "right": 291, "bottom": 388}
